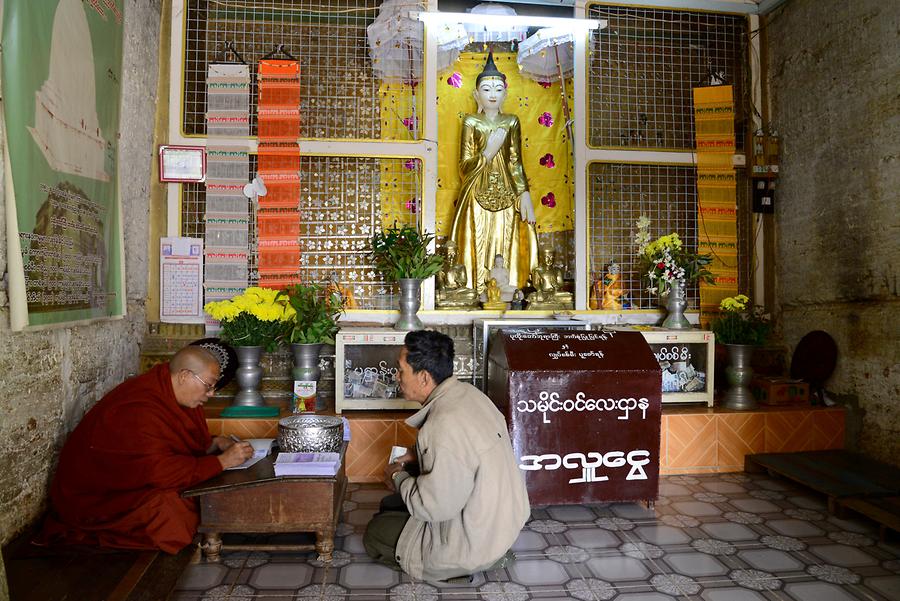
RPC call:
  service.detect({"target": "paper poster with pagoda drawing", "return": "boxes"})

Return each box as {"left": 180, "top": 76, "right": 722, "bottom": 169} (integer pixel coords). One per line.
{"left": 1, "top": 0, "right": 125, "bottom": 329}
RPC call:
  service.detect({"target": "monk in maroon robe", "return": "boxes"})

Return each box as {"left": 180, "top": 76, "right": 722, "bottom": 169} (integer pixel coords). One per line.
{"left": 37, "top": 346, "right": 254, "bottom": 554}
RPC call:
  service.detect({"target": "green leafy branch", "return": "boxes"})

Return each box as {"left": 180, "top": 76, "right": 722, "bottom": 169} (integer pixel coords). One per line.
{"left": 282, "top": 283, "right": 344, "bottom": 345}
{"left": 369, "top": 224, "right": 444, "bottom": 281}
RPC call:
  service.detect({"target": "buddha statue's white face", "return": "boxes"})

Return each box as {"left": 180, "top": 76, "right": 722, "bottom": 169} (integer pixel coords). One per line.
{"left": 474, "top": 78, "right": 507, "bottom": 113}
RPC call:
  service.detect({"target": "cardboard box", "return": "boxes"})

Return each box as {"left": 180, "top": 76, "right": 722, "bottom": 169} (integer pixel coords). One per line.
{"left": 752, "top": 376, "right": 809, "bottom": 406}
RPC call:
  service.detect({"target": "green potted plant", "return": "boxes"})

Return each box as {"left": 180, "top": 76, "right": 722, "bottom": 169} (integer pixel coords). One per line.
{"left": 369, "top": 223, "right": 444, "bottom": 330}
{"left": 282, "top": 283, "right": 345, "bottom": 412}
{"left": 710, "top": 294, "right": 772, "bottom": 410}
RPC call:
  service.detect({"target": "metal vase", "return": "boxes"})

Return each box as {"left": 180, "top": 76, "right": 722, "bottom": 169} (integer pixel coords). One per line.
{"left": 233, "top": 345, "right": 264, "bottom": 406}
{"left": 395, "top": 278, "right": 424, "bottom": 331}
{"left": 291, "top": 342, "right": 322, "bottom": 383}
{"left": 722, "top": 343, "right": 757, "bottom": 410}
{"left": 661, "top": 279, "right": 691, "bottom": 329}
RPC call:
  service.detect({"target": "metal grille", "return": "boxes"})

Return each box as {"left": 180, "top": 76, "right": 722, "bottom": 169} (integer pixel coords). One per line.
{"left": 182, "top": 155, "right": 422, "bottom": 308}
{"left": 587, "top": 5, "right": 748, "bottom": 150}
{"left": 183, "top": 0, "right": 417, "bottom": 139}
{"left": 587, "top": 162, "right": 699, "bottom": 309}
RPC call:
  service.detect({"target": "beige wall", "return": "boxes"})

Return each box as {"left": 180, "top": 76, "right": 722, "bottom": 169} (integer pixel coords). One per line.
{"left": 0, "top": 1, "right": 162, "bottom": 597}
{"left": 766, "top": 0, "right": 900, "bottom": 464}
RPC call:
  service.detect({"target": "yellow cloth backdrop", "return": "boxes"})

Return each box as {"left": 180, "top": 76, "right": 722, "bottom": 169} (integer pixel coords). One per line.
{"left": 378, "top": 82, "right": 424, "bottom": 228}
{"left": 378, "top": 52, "right": 574, "bottom": 235}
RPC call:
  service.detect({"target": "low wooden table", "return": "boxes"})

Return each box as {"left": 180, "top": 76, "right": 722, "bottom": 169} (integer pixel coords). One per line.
{"left": 183, "top": 443, "right": 348, "bottom": 562}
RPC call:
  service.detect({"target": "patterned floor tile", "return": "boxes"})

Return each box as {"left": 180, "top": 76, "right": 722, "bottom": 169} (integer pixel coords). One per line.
{"left": 508, "top": 558, "right": 572, "bottom": 585}
{"left": 866, "top": 574, "right": 900, "bottom": 599}
{"left": 783, "top": 581, "right": 858, "bottom": 601}
{"left": 736, "top": 548, "right": 806, "bottom": 572}
{"left": 563, "top": 527, "right": 625, "bottom": 550}
{"left": 174, "top": 562, "right": 232, "bottom": 591}
{"left": 634, "top": 524, "right": 694, "bottom": 546}
{"left": 700, "top": 588, "right": 770, "bottom": 601}
{"left": 338, "top": 562, "right": 401, "bottom": 588}
{"left": 585, "top": 555, "right": 654, "bottom": 581}
{"left": 663, "top": 551, "right": 730, "bottom": 577}
{"left": 248, "top": 562, "right": 315, "bottom": 589}
{"left": 166, "top": 471, "right": 900, "bottom": 600}
{"left": 510, "top": 529, "right": 553, "bottom": 552}
{"left": 546, "top": 504, "right": 597, "bottom": 523}
{"left": 807, "top": 544, "right": 878, "bottom": 567}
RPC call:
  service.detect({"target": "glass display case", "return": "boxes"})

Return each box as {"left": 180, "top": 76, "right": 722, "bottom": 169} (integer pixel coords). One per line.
{"left": 473, "top": 318, "right": 592, "bottom": 391}
{"left": 334, "top": 328, "right": 420, "bottom": 413}
{"left": 607, "top": 326, "right": 715, "bottom": 406}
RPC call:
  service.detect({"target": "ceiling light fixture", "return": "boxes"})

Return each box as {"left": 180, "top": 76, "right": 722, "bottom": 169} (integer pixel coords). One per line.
{"left": 411, "top": 11, "right": 606, "bottom": 32}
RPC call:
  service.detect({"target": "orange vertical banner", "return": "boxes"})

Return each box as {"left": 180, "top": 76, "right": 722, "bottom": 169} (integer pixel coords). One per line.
{"left": 256, "top": 59, "right": 301, "bottom": 288}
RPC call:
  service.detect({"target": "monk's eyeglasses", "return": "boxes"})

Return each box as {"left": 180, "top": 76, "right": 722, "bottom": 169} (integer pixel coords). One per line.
{"left": 189, "top": 370, "right": 217, "bottom": 393}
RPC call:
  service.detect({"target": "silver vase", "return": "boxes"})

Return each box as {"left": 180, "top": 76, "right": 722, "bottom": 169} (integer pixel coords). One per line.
{"left": 661, "top": 279, "right": 691, "bottom": 329}
{"left": 722, "top": 343, "right": 757, "bottom": 410}
{"left": 233, "top": 345, "right": 264, "bottom": 406}
{"left": 395, "top": 278, "right": 424, "bottom": 331}
{"left": 291, "top": 343, "right": 322, "bottom": 382}
{"left": 291, "top": 342, "right": 323, "bottom": 412}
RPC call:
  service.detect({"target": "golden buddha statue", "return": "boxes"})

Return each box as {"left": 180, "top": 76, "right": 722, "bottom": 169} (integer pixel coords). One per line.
{"left": 526, "top": 247, "right": 573, "bottom": 310}
{"left": 481, "top": 277, "right": 507, "bottom": 311}
{"left": 601, "top": 262, "right": 625, "bottom": 310}
{"left": 448, "top": 51, "right": 538, "bottom": 297}
{"left": 436, "top": 240, "right": 478, "bottom": 309}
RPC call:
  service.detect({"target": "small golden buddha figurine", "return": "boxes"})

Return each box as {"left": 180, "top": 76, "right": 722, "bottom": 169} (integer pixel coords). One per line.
{"left": 436, "top": 240, "right": 478, "bottom": 309}
{"left": 526, "top": 247, "right": 574, "bottom": 310}
{"left": 325, "top": 270, "right": 357, "bottom": 310}
{"left": 481, "top": 277, "right": 507, "bottom": 311}
{"left": 602, "top": 262, "right": 625, "bottom": 310}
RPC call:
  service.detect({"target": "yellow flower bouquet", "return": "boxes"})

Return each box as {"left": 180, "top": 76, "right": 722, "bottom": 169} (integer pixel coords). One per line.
{"left": 711, "top": 295, "right": 771, "bottom": 346}
{"left": 204, "top": 287, "right": 294, "bottom": 351}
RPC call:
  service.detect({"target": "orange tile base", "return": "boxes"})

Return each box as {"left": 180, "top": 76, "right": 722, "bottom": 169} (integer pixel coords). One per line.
{"left": 205, "top": 404, "right": 845, "bottom": 482}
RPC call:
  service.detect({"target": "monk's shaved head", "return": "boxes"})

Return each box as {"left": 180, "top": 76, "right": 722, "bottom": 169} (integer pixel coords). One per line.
{"left": 171, "top": 346, "right": 220, "bottom": 375}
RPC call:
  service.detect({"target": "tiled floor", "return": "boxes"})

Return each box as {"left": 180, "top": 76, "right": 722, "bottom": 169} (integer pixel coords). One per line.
{"left": 173, "top": 472, "right": 900, "bottom": 600}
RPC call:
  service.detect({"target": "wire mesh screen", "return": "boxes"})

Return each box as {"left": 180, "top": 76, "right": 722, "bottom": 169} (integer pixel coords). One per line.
{"left": 183, "top": 0, "right": 417, "bottom": 139}
{"left": 182, "top": 155, "right": 422, "bottom": 308}
{"left": 587, "top": 163, "right": 699, "bottom": 309}
{"left": 587, "top": 5, "right": 748, "bottom": 150}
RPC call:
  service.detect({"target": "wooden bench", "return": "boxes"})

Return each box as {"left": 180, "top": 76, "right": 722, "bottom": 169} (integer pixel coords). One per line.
{"left": 745, "top": 450, "right": 900, "bottom": 540}
{"left": 3, "top": 526, "right": 195, "bottom": 601}
{"left": 835, "top": 496, "right": 900, "bottom": 542}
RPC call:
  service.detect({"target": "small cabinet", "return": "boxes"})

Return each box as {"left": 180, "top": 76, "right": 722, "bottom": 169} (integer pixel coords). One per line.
{"left": 608, "top": 326, "right": 715, "bottom": 406}
{"left": 334, "top": 328, "right": 419, "bottom": 413}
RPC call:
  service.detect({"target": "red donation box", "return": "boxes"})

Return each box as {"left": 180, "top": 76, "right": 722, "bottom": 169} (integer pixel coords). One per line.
{"left": 487, "top": 329, "right": 661, "bottom": 506}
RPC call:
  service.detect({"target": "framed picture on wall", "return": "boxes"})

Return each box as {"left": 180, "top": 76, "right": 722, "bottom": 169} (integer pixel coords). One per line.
{"left": 159, "top": 145, "right": 206, "bottom": 182}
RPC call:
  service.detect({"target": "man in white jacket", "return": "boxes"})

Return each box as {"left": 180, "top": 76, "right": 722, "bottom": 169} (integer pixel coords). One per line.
{"left": 363, "top": 330, "right": 531, "bottom": 582}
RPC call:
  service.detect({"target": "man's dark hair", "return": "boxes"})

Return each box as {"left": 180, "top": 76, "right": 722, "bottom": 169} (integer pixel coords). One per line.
{"left": 404, "top": 330, "right": 454, "bottom": 384}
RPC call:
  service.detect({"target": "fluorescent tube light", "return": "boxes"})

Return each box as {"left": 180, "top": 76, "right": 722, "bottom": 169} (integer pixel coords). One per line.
{"left": 411, "top": 11, "right": 606, "bottom": 32}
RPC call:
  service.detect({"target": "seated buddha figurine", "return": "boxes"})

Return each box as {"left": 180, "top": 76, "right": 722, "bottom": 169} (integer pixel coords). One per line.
{"left": 601, "top": 262, "right": 625, "bottom": 310}
{"left": 436, "top": 240, "right": 478, "bottom": 309}
{"left": 481, "top": 278, "right": 507, "bottom": 311}
{"left": 526, "top": 247, "right": 574, "bottom": 310}
{"left": 486, "top": 254, "right": 517, "bottom": 302}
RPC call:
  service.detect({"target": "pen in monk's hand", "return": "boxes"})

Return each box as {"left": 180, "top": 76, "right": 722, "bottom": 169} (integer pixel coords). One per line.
{"left": 229, "top": 434, "right": 241, "bottom": 443}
